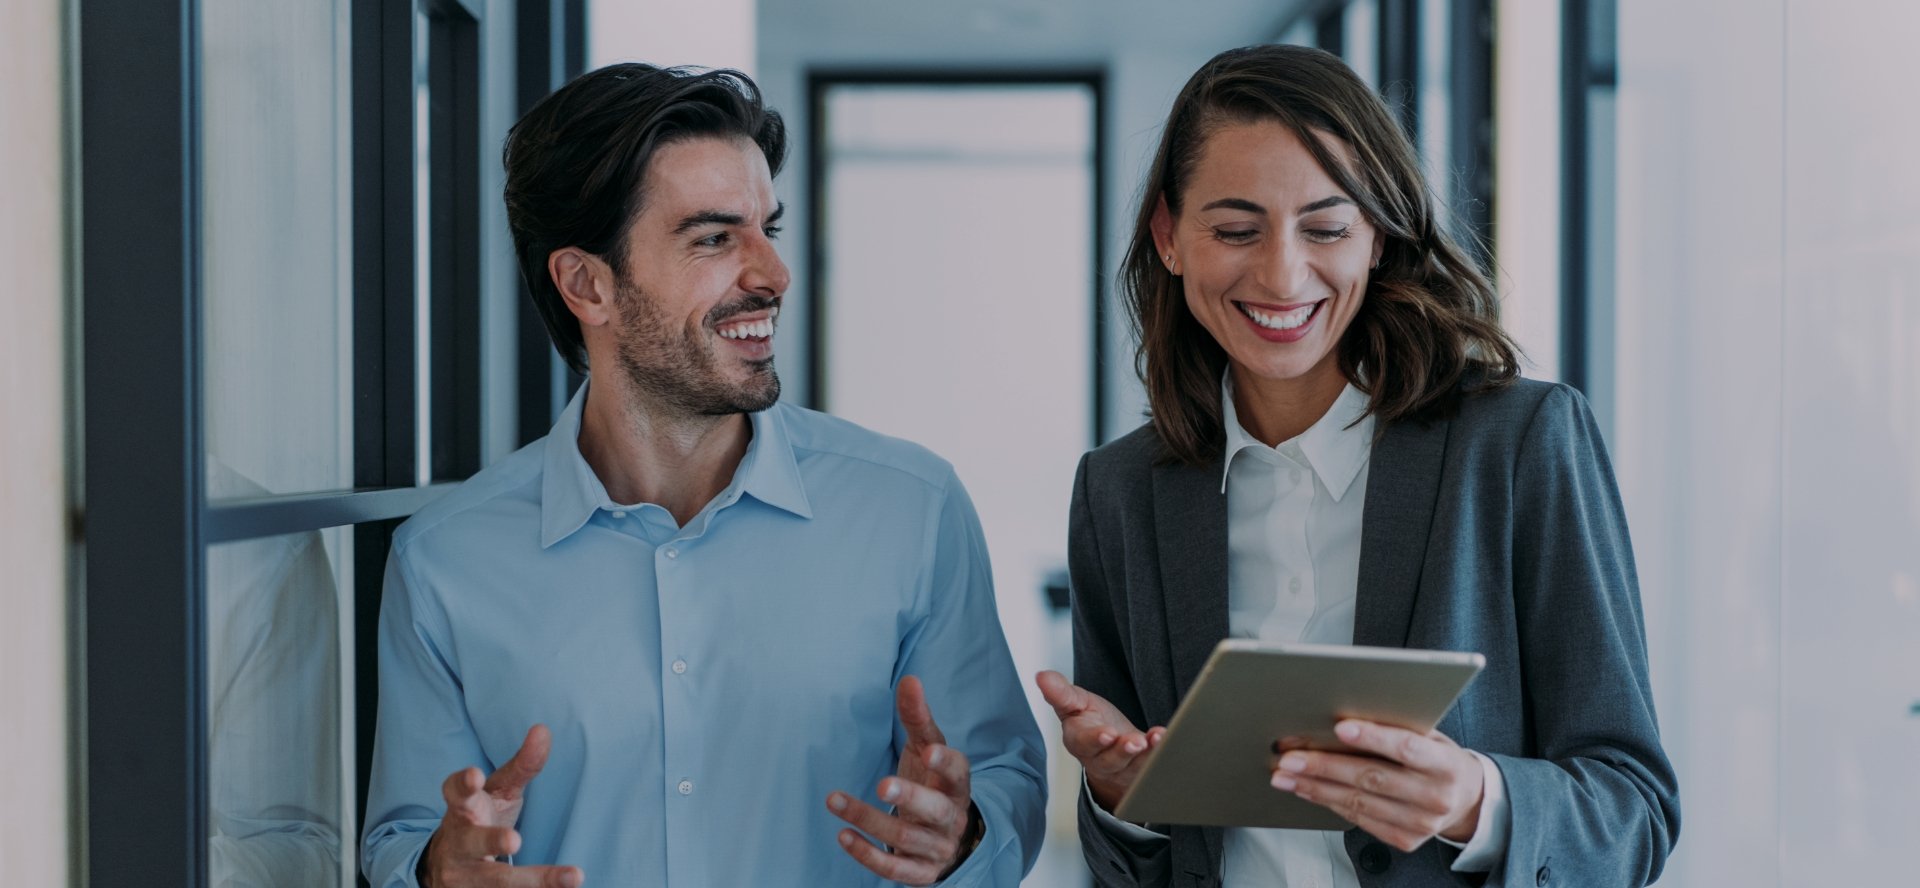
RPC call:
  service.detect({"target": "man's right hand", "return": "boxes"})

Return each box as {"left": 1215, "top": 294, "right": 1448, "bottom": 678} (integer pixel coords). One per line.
{"left": 1034, "top": 671, "right": 1166, "bottom": 814}
{"left": 419, "top": 724, "right": 584, "bottom": 888}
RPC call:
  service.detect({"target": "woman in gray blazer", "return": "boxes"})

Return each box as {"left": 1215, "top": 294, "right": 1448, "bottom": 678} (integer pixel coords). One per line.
{"left": 1034, "top": 45, "right": 1678, "bottom": 887}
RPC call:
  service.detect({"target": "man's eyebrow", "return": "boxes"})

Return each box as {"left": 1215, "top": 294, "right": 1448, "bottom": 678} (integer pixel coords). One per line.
{"left": 672, "top": 202, "right": 786, "bottom": 234}
{"left": 673, "top": 211, "right": 745, "bottom": 234}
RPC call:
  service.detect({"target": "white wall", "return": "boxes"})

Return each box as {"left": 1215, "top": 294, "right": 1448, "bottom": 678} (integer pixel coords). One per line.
{"left": 1493, "top": 0, "right": 1562, "bottom": 380}
{"left": 0, "top": 0, "right": 71, "bottom": 881}
{"left": 591, "top": 0, "right": 756, "bottom": 73}
{"left": 1615, "top": 2, "right": 1920, "bottom": 884}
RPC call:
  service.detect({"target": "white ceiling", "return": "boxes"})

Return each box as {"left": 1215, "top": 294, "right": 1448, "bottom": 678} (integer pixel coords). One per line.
{"left": 757, "top": 0, "right": 1307, "bottom": 65}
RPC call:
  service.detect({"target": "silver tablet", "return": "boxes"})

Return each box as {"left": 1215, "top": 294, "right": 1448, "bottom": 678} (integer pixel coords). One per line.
{"left": 1113, "top": 640, "right": 1485, "bottom": 830}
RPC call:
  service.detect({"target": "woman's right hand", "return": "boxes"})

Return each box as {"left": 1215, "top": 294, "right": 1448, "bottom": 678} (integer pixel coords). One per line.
{"left": 1034, "top": 671, "right": 1167, "bottom": 814}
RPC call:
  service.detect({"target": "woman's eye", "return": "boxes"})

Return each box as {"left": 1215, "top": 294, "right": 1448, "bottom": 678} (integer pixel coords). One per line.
{"left": 1214, "top": 228, "right": 1258, "bottom": 244}
{"left": 1304, "top": 227, "right": 1352, "bottom": 244}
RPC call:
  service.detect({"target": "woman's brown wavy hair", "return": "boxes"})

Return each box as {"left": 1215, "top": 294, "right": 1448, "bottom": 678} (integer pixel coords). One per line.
{"left": 1125, "top": 44, "right": 1520, "bottom": 465}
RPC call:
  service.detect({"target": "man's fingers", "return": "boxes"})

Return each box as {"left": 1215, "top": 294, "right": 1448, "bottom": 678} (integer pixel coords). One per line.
{"left": 485, "top": 724, "right": 553, "bottom": 798}
{"left": 442, "top": 766, "right": 487, "bottom": 814}
{"left": 895, "top": 676, "right": 947, "bottom": 748}
{"left": 917, "top": 744, "right": 971, "bottom": 796}
{"left": 837, "top": 828, "right": 943, "bottom": 887}
{"left": 827, "top": 792, "right": 956, "bottom": 863}
{"left": 443, "top": 822, "right": 522, "bottom": 861}
{"left": 876, "top": 776, "right": 964, "bottom": 835}
{"left": 497, "top": 864, "right": 586, "bottom": 888}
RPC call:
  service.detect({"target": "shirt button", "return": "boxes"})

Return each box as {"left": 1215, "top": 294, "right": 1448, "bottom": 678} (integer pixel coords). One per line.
{"left": 610, "top": 510, "right": 626, "bottom": 519}
{"left": 678, "top": 780, "right": 693, "bottom": 796}
{"left": 664, "top": 548, "right": 678, "bottom": 559}
{"left": 1289, "top": 577, "right": 1302, "bottom": 595}
{"left": 672, "top": 659, "right": 687, "bottom": 674}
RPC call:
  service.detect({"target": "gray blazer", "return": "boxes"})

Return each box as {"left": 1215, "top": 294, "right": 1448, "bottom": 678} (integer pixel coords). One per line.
{"left": 1068, "top": 379, "right": 1679, "bottom": 888}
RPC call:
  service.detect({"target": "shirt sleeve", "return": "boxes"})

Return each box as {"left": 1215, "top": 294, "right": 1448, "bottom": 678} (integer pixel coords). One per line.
{"left": 896, "top": 468, "right": 1049, "bottom": 887}
{"left": 1433, "top": 750, "right": 1510, "bottom": 872}
{"left": 1081, "top": 773, "right": 1171, "bottom": 848}
{"left": 359, "top": 548, "right": 491, "bottom": 888}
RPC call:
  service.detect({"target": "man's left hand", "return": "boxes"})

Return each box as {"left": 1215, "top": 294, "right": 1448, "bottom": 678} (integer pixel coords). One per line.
{"left": 827, "top": 675, "right": 980, "bottom": 885}
{"left": 1270, "top": 719, "right": 1485, "bottom": 853}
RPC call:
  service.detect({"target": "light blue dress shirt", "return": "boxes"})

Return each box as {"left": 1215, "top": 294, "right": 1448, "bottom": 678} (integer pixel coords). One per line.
{"left": 361, "top": 386, "right": 1046, "bottom": 886}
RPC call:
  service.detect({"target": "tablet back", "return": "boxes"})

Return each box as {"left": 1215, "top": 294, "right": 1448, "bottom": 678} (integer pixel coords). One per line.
{"left": 1113, "top": 640, "right": 1485, "bottom": 830}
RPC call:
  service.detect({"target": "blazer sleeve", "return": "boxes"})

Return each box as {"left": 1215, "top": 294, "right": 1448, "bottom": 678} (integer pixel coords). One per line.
{"left": 1486, "top": 385, "right": 1681, "bottom": 888}
{"left": 1066, "top": 453, "right": 1175, "bottom": 888}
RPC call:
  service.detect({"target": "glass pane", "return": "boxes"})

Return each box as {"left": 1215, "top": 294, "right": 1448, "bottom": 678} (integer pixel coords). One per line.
{"left": 821, "top": 83, "right": 1093, "bottom": 887}
{"left": 206, "top": 524, "right": 352, "bottom": 887}
{"left": 201, "top": 0, "right": 353, "bottom": 496}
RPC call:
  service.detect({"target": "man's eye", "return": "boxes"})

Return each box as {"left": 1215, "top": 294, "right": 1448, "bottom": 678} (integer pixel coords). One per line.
{"left": 763, "top": 225, "right": 783, "bottom": 240}
{"left": 697, "top": 232, "right": 731, "bottom": 247}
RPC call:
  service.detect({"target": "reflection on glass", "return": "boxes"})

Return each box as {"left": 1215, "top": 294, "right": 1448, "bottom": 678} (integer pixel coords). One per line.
{"left": 207, "top": 465, "right": 347, "bottom": 887}
{"left": 201, "top": 0, "right": 352, "bottom": 497}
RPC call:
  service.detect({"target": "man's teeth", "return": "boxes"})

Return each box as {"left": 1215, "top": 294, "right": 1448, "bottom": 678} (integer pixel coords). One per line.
{"left": 1240, "top": 302, "right": 1316, "bottom": 331}
{"left": 718, "top": 310, "right": 778, "bottom": 340}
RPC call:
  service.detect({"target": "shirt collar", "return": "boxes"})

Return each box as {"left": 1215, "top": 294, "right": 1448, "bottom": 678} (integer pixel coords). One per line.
{"left": 1219, "top": 373, "right": 1375, "bottom": 502}
{"left": 540, "top": 383, "right": 813, "bottom": 548}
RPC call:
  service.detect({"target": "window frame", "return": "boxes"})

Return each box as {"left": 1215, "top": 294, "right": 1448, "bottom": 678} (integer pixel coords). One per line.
{"left": 78, "top": 0, "right": 585, "bottom": 883}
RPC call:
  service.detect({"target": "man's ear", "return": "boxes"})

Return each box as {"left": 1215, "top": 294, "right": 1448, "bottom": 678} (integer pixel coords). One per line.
{"left": 549, "top": 246, "right": 618, "bottom": 328}
{"left": 1149, "top": 195, "right": 1177, "bottom": 272}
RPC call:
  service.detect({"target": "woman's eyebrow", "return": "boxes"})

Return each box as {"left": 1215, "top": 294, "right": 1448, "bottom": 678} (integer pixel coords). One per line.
{"left": 1297, "top": 195, "right": 1353, "bottom": 214}
{"left": 1196, "top": 195, "right": 1353, "bottom": 215}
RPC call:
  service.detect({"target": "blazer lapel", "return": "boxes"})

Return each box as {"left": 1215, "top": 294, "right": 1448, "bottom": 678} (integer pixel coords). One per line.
{"left": 1151, "top": 456, "right": 1231, "bottom": 701}
{"left": 1354, "top": 414, "right": 1451, "bottom": 649}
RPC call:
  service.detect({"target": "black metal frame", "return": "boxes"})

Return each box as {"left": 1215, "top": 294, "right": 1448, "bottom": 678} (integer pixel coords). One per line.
{"left": 1560, "top": 0, "right": 1616, "bottom": 393}
{"left": 1449, "top": 0, "right": 1497, "bottom": 268}
{"left": 804, "top": 69, "right": 1109, "bottom": 447}
{"left": 79, "top": 0, "right": 584, "bottom": 883}
{"left": 1377, "top": 0, "right": 1421, "bottom": 141}
{"left": 81, "top": 0, "right": 205, "bottom": 880}
{"left": 513, "top": 0, "right": 589, "bottom": 446}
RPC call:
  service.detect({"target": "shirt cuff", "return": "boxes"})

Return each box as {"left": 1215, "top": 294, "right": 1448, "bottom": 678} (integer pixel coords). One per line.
{"left": 1434, "top": 750, "right": 1509, "bottom": 873}
{"left": 1082, "top": 774, "right": 1168, "bottom": 846}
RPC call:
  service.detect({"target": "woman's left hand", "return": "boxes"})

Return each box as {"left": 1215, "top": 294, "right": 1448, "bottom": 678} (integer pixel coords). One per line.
{"left": 1270, "top": 719, "right": 1484, "bottom": 852}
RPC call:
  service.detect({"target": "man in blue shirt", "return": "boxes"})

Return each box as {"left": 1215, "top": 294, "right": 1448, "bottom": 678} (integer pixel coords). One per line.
{"left": 359, "top": 63, "right": 1046, "bottom": 887}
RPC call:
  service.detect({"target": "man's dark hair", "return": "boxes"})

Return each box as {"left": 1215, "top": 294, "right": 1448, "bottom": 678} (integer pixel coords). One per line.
{"left": 504, "top": 63, "right": 786, "bottom": 373}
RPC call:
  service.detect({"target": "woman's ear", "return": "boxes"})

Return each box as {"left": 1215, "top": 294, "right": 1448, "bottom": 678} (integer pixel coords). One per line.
{"left": 549, "top": 247, "right": 617, "bottom": 328}
{"left": 1150, "top": 195, "right": 1178, "bottom": 273}
{"left": 1370, "top": 230, "right": 1385, "bottom": 270}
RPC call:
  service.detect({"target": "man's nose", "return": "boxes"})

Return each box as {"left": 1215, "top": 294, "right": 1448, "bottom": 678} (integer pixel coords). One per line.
{"left": 742, "top": 233, "right": 790, "bottom": 297}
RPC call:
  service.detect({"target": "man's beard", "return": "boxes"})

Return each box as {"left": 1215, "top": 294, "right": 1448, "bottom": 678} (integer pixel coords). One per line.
{"left": 610, "top": 278, "right": 781, "bottom": 417}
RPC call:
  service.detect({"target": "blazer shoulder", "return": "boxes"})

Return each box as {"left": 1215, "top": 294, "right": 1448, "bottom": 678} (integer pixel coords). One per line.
{"left": 1081, "top": 422, "right": 1164, "bottom": 488}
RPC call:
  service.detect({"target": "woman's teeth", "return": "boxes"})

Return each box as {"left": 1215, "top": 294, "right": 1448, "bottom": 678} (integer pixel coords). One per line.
{"left": 1239, "top": 301, "right": 1317, "bottom": 330}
